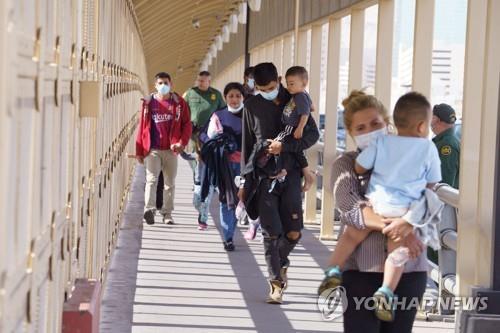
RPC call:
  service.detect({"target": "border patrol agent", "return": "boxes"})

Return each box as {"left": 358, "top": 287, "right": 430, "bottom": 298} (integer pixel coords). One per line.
{"left": 183, "top": 71, "right": 225, "bottom": 229}
{"left": 431, "top": 103, "right": 460, "bottom": 189}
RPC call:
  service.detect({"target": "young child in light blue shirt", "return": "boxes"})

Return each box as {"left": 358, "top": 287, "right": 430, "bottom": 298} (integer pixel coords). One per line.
{"left": 357, "top": 135, "right": 441, "bottom": 215}
{"left": 319, "top": 92, "right": 441, "bottom": 322}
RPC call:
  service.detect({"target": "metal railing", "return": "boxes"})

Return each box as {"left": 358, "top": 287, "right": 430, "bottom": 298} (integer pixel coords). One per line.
{"left": 434, "top": 184, "right": 459, "bottom": 316}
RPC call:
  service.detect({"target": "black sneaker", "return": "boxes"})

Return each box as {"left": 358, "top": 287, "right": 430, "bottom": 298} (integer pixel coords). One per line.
{"left": 143, "top": 209, "right": 155, "bottom": 225}
{"left": 180, "top": 151, "right": 196, "bottom": 161}
{"left": 223, "top": 239, "right": 235, "bottom": 251}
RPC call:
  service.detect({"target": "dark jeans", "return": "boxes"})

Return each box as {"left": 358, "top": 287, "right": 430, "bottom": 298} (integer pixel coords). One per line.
{"left": 280, "top": 151, "right": 308, "bottom": 171}
{"left": 342, "top": 270, "right": 427, "bottom": 333}
{"left": 258, "top": 169, "right": 303, "bottom": 280}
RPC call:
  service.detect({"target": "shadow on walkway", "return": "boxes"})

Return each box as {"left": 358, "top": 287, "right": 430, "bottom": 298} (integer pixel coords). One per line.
{"left": 100, "top": 160, "right": 454, "bottom": 333}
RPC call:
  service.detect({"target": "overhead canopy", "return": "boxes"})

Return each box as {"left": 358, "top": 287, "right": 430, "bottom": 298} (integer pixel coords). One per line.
{"left": 132, "top": 0, "right": 242, "bottom": 93}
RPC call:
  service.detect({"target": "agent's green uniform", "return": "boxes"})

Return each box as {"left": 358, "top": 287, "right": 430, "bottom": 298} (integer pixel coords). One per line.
{"left": 183, "top": 86, "right": 225, "bottom": 129}
{"left": 432, "top": 127, "right": 460, "bottom": 189}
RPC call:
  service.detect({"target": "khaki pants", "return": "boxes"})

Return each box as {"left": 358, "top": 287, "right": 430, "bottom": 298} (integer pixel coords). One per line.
{"left": 144, "top": 149, "right": 178, "bottom": 216}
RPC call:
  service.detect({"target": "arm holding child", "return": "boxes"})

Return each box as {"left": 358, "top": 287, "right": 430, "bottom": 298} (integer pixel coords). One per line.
{"left": 354, "top": 161, "right": 369, "bottom": 175}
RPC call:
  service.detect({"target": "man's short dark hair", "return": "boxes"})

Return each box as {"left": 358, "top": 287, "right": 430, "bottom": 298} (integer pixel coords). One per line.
{"left": 285, "top": 66, "right": 308, "bottom": 81}
{"left": 198, "top": 71, "right": 211, "bottom": 77}
{"left": 253, "top": 62, "right": 278, "bottom": 86}
{"left": 223, "top": 82, "right": 245, "bottom": 96}
{"left": 154, "top": 72, "right": 171, "bottom": 81}
{"left": 393, "top": 92, "right": 431, "bottom": 129}
{"left": 244, "top": 66, "right": 254, "bottom": 77}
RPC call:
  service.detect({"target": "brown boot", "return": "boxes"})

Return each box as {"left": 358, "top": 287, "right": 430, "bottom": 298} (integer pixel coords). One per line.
{"left": 266, "top": 279, "right": 285, "bottom": 304}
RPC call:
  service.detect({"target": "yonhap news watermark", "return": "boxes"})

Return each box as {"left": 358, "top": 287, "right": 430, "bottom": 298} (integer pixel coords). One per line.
{"left": 317, "top": 286, "right": 489, "bottom": 321}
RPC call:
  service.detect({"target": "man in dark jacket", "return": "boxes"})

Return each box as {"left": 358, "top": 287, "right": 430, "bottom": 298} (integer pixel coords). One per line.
{"left": 239, "top": 62, "right": 319, "bottom": 304}
{"left": 431, "top": 103, "right": 460, "bottom": 189}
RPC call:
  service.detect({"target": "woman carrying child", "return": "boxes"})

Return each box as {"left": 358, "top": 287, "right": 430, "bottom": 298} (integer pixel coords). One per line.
{"left": 319, "top": 91, "right": 439, "bottom": 333}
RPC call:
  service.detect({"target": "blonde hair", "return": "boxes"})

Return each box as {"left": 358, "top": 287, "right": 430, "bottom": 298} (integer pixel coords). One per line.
{"left": 342, "top": 90, "right": 390, "bottom": 131}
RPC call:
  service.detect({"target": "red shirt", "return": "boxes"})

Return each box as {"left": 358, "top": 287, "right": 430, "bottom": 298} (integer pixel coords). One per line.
{"left": 135, "top": 92, "right": 192, "bottom": 157}
{"left": 150, "top": 97, "right": 174, "bottom": 150}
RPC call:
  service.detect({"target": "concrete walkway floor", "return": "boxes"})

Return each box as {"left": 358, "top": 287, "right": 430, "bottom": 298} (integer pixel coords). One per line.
{"left": 99, "top": 160, "right": 455, "bottom": 333}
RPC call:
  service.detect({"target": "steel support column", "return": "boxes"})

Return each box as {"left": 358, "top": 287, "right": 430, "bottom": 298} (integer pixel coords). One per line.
{"left": 320, "top": 18, "right": 342, "bottom": 240}
{"left": 458, "top": 0, "right": 500, "bottom": 330}
{"left": 412, "top": 0, "right": 434, "bottom": 98}
{"left": 375, "top": 0, "right": 394, "bottom": 108}
{"left": 304, "top": 23, "right": 323, "bottom": 223}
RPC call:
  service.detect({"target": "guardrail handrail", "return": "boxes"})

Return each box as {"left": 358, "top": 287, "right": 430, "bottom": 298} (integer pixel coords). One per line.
{"left": 435, "top": 183, "right": 459, "bottom": 208}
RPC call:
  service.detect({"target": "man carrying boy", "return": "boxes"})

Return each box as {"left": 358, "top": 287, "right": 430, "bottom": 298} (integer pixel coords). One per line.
{"left": 240, "top": 62, "right": 319, "bottom": 304}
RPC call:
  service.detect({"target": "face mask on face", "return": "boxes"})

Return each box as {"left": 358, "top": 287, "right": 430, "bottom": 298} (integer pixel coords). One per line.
{"left": 247, "top": 78, "right": 255, "bottom": 89}
{"left": 259, "top": 86, "right": 279, "bottom": 101}
{"left": 227, "top": 103, "right": 244, "bottom": 113}
{"left": 156, "top": 83, "right": 170, "bottom": 95}
{"left": 354, "top": 127, "right": 387, "bottom": 150}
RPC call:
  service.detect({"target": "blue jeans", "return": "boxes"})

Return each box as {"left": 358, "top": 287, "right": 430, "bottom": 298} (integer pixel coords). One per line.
{"left": 194, "top": 158, "right": 203, "bottom": 185}
{"left": 220, "top": 162, "right": 240, "bottom": 241}
{"left": 193, "top": 160, "right": 214, "bottom": 223}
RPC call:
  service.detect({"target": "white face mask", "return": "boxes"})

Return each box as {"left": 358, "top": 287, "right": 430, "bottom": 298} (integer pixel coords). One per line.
{"left": 259, "top": 86, "right": 279, "bottom": 101}
{"left": 247, "top": 78, "right": 255, "bottom": 90}
{"left": 156, "top": 83, "right": 170, "bottom": 95}
{"left": 227, "top": 103, "right": 244, "bottom": 113}
{"left": 354, "top": 127, "right": 387, "bottom": 150}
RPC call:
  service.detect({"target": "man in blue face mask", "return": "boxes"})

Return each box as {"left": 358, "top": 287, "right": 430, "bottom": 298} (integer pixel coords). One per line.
{"left": 135, "top": 72, "right": 192, "bottom": 225}
{"left": 239, "top": 62, "right": 319, "bottom": 304}
{"left": 242, "top": 66, "right": 255, "bottom": 100}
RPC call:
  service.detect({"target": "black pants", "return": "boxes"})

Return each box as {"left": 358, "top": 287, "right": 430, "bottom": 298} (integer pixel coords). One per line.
{"left": 280, "top": 151, "right": 308, "bottom": 171}
{"left": 258, "top": 169, "right": 303, "bottom": 280}
{"left": 342, "top": 270, "right": 427, "bottom": 333}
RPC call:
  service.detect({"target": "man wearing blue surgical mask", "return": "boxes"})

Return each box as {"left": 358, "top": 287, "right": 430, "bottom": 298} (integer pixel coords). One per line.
{"left": 136, "top": 72, "right": 192, "bottom": 225}
{"left": 239, "top": 62, "right": 319, "bottom": 304}
{"left": 243, "top": 66, "right": 255, "bottom": 100}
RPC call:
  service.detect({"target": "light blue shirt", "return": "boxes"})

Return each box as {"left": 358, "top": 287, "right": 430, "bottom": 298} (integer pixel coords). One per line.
{"left": 357, "top": 135, "right": 442, "bottom": 208}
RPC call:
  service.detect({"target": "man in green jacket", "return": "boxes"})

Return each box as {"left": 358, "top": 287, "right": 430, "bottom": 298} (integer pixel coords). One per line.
{"left": 183, "top": 71, "right": 225, "bottom": 230}
{"left": 184, "top": 71, "right": 225, "bottom": 131}
{"left": 431, "top": 103, "right": 460, "bottom": 189}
